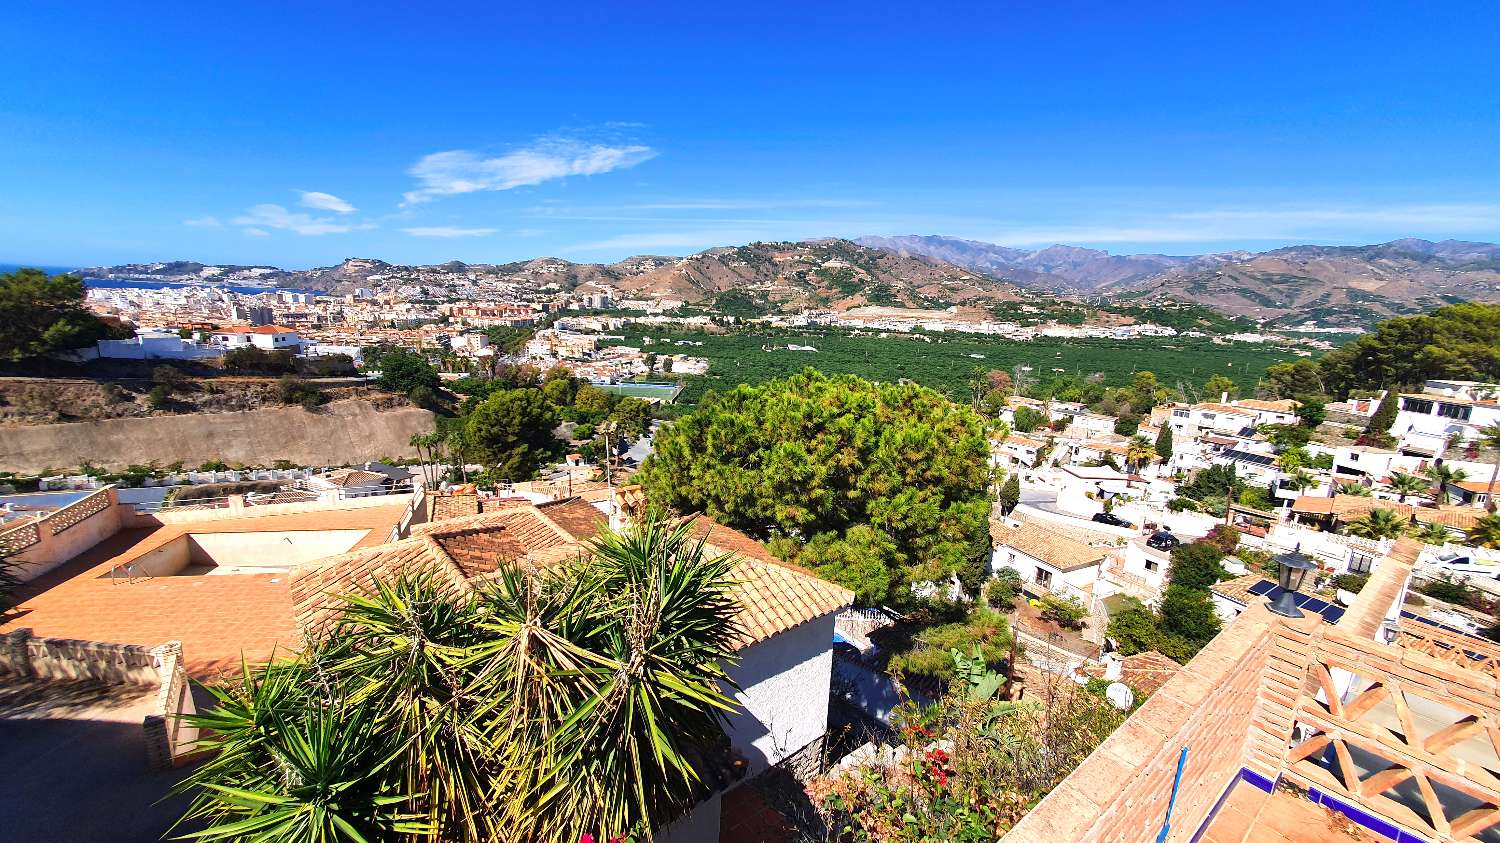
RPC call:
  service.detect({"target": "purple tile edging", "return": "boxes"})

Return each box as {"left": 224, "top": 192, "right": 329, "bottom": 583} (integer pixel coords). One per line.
{"left": 1305, "top": 786, "right": 1409, "bottom": 842}
{"left": 1176, "top": 768, "right": 1423, "bottom": 843}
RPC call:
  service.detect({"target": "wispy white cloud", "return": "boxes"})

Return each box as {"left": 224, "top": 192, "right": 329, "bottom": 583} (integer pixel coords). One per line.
{"left": 402, "top": 226, "right": 497, "bottom": 238}
{"left": 298, "top": 191, "right": 357, "bottom": 214}
{"left": 403, "top": 138, "right": 658, "bottom": 204}
{"left": 182, "top": 215, "right": 223, "bottom": 228}
{"left": 232, "top": 204, "right": 374, "bottom": 236}
{"left": 243, "top": 227, "right": 270, "bottom": 237}
{"left": 566, "top": 229, "right": 769, "bottom": 253}
{"left": 981, "top": 203, "right": 1500, "bottom": 247}
{"left": 514, "top": 227, "right": 547, "bottom": 238}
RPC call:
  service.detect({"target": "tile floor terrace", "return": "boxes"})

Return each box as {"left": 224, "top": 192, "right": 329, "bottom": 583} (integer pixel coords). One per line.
{"left": 0, "top": 504, "right": 407, "bottom": 679}
{"left": 1202, "top": 779, "right": 1383, "bottom": 842}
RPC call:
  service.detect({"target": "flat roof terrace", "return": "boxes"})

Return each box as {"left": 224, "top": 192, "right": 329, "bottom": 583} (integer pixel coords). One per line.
{"left": 0, "top": 504, "right": 406, "bottom": 680}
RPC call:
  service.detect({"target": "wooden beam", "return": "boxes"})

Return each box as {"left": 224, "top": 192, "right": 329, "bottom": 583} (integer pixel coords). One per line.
{"left": 1425, "top": 716, "right": 1483, "bottom": 756}
{"left": 1289, "top": 734, "right": 1332, "bottom": 764}
{"left": 1333, "top": 738, "right": 1361, "bottom": 795}
{"left": 1450, "top": 806, "right": 1500, "bottom": 839}
{"left": 1360, "top": 766, "right": 1414, "bottom": 798}
{"left": 1314, "top": 663, "right": 1344, "bottom": 718}
{"left": 1343, "top": 682, "right": 1389, "bottom": 722}
{"left": 1413, "top": 771, "right": 1450, "bottom": 837}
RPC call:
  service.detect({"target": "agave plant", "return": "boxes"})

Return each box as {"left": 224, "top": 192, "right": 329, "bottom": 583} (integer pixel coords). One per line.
{"left": 175, "top": 512, "right": 743, "bottom": 843}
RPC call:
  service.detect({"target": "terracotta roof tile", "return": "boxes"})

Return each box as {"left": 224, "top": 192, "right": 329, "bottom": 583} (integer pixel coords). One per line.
{"left": 990, "top": 520, "right": 1109, "bottom": 571}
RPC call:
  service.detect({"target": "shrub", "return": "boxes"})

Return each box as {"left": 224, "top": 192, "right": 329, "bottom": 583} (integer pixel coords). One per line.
{"left": 1039, "top": 593, "right": 1087, "bottom": 629}
{"left": 1204, "top": 524, "right": 1242, "bottom": 554}
{"left": 1417, "top": 574, "right": 1476, "bottom": 606}
{"left": 276, "top": 375, "right": 323, "bottom": 409}
{"left": 1333, "top": 573, "right": 1370, "bottom": 594}
{"left": 1167, "top": 542, "right": 1227, "bottom": 590}
{"left": 146, "top": 384, "right": 173, "bottom": 410}
{"left": 1167, "top": 497, "right": 1200, "bottom": 512}
{"left": 223, "top": 346, "right": 295, "bottom": 374}
{"left": 986, "top": 568, "right": 1022, "bottom": 608}
{"left": 408, "top": 384, "right": 439, "bottom": 410}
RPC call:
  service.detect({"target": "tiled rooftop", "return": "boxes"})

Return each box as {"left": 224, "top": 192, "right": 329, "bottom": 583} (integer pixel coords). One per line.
{"left": 0, "top": 504, "right": 407, "bottom": 679}
{"left": 293, "top": 503, "right": 852, "bottom": 652}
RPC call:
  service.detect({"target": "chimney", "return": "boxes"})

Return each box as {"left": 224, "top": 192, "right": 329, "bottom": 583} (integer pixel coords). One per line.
{"left": 1221, "top": 391, "right": 1230, "bottom": 404}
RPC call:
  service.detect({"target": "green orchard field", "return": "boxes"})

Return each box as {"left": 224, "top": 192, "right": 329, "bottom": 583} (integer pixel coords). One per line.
{"left": 603, "top": 328, "right": 1302, "bottom": 404}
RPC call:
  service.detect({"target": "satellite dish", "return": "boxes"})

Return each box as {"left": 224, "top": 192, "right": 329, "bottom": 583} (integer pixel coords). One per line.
{"left": 1105, "top": 682, "right": 1135, "bottom": 711}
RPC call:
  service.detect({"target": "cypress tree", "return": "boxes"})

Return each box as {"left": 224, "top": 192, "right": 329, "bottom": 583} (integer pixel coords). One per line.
{"left": 999, "top": 474, "right": 1021, "bottom": 515}
{"left": 1154, "top": 424, "right": 1174, "bottom": 462}
{"left": 1365, "top": 388, "right": 1399, "bottom": 440}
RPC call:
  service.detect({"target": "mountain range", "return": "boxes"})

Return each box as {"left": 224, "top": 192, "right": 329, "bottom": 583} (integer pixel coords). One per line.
{"left": 77, "top": 236, "right": 1500, "bottom": 327}
{"left": 856, "top": 235, "right": 1500, "bottom": 325}
{"left": 80, "top": 240, "right": 1027, "bottom": 315}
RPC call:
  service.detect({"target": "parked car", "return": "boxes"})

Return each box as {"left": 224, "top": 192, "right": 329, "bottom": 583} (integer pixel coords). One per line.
{"left": 1092, "top": 512, "right": 1133, "bottom": 528}
{"left": 1146, "top": 531, "right": 1180, "bottom": 551}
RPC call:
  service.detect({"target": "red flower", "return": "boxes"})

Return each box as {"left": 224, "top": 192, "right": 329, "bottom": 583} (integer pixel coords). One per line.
{"left": 580, "top": 835, "right": 595, "bottom": 843}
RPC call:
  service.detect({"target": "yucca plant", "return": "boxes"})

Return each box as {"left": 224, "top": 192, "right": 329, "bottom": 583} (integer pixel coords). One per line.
{"left": 174, "top": 511, "right": 742, "bottom": 843}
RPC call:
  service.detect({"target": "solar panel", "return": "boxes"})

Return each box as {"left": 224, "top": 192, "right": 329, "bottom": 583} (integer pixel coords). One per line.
{"left": 1243, "top": 579, "right": 1346, "bottom": 624}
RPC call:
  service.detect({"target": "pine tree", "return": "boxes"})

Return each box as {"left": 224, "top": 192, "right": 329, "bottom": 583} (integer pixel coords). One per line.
{"left": 999, "top": 474, "right": 1021, "bottom": 515}
{"left": 1154, "top": 424, "right": 1174, "bottom": 463}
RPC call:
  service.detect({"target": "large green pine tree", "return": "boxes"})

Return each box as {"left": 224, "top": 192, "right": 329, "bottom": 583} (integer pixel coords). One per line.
{"left": 640, "top": 368, "right": 991, "bottom": 605}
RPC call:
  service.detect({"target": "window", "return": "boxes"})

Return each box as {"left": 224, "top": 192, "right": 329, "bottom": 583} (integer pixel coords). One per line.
{"left": 1437, "top": 402, "right": 1472, "bottom": 421}
{"left": 1144, "top": 559, "right": 1159, "bottom": 572}
{"left": 1349, "top": 552, "right": 1375, "bottom": 574}
{"left": 1034, "top": 568, "right": 1054, "bottom": 588}
{"left": 1401, "top": 398, "right": 1434, "bottom": 415}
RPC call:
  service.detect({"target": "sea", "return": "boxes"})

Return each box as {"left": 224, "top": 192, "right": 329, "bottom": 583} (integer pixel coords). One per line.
{"left": 1, "top": 263, "right": 318, "bottom": 296}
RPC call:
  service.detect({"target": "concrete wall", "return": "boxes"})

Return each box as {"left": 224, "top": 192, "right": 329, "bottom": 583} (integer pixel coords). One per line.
{"left": 186, "top": 529, "right": 369, "bottom": 570}
{"left": 723, "top": 612, "right": 837, "bottom": 777}
{"left": 4, "top": 488, "right": 125, "bottom": 582}
{"left": 655, "top": 790, "right": 721, "bottom": 843}
{"left": 0, "top": 399, "right": 434, "bottom": 473}
{"left": 118, "top": 535, "right": 194, "bottom": 577}
{"left": 135, "top": 487, "right": 414, "bottom": 528}
{"left": 0, "top": 628, "right": 161, "bottom": 685}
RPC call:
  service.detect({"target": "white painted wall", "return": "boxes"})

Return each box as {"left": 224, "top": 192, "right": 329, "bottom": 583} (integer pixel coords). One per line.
{"left": 655, "top": 790, "right": 720, "bottom": 843}
{"left": 723, "top": 611, "right": 836, "bottom": 777}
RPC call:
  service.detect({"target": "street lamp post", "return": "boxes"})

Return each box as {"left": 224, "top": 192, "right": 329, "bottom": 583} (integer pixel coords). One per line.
{"left": 1268, "top": 547, "right": 1318, "bottom": 618}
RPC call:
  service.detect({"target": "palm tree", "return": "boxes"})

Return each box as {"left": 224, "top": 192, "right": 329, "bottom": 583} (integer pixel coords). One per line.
{"left": 1410, "top": 521, "right": 1454, "bottom": 546}
{"left": 1388, "top": 471, "right": 1428, "bottom": 504}
{"left": 1426, "top": 463, "right": 1470, "bottom": 505}
{"left": 1475, "top": 423, "right": 1500, "bottom": 512}
{"left": 1345, "top": 507, "right": 1408, "bottom": 540}
{"left": 1286, "top": 471, "right": 1317, "bottom": 493}
{"left": 174, "top": 512, "right": 743, "bottom": 843}
{"left": 1468, "top": 513, "right": 1500, "bottom": 549}
{"left": 1125, "top": 434, "right": 1156, "bottom": 474}
{"left": 1338, "top": 482, "right": 1372, "bottom": 497}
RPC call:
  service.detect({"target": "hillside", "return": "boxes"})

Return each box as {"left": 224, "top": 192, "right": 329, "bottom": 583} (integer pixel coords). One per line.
{"left": 1114, "top": 240, "right": 1500, "bottom": 326}
{"left": 79, "top": 240, "right": 1027, "bottom": 314}
{"left": 856, "top": 236, "right": 1500, "bottom": 326}
{"left": 856, "top": 234, "right": 1233, "bottom": 291}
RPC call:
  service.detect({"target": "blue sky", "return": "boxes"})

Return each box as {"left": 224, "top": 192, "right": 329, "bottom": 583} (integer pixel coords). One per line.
{"left": 5, "top": 2, "right": 1499, "bottom": 268}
